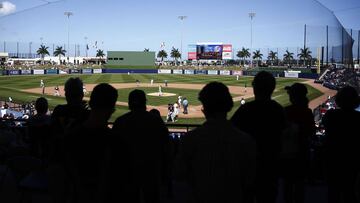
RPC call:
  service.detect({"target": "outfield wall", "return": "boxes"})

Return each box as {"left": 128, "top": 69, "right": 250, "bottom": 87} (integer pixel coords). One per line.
{"left": 0, "top": 68, "right": 319, "bottom": 79}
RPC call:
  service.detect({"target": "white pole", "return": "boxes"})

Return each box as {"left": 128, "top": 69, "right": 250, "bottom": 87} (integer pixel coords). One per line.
{"left": 178, "top": 16, "right": 187, "bottom": 65}
{"left": 64, "top": 12, "right": 73, "bottom": 64}
{"left": 249, "top": 12, "right": 256, "bottom": 68}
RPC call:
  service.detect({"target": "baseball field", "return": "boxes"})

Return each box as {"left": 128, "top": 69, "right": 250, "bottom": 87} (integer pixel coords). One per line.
{"left": 0, "top": 73, "right": 331, "bottom": 124}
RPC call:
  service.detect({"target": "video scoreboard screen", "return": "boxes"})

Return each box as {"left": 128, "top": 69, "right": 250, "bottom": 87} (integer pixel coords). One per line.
{"left": 188, "top": 43, "right": 232, "bottom": 60}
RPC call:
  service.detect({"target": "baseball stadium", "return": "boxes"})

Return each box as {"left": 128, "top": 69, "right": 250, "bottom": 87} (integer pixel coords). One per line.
{"left": 1, "top": 0, "right": 360, "bottom": 202}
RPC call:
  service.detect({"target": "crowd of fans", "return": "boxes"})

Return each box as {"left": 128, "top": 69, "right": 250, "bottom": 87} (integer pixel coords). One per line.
{"left": 1, "top": 72, "right": 360, "bottom": 203}
{"left": 319, "top": 65, "right": 360, "bottom": 92}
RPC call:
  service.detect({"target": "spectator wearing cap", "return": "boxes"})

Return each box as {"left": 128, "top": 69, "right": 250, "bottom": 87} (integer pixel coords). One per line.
{"left": 176, "top": 82, "right": 256, "bottom": 203}
{"left": 282, "top": 83, "right": 315, "bottom": 203}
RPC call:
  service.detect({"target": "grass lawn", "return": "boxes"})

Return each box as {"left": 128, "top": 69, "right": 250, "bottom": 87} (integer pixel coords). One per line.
{"left": 0, "top": 74, "right": 323, "bottom": 124}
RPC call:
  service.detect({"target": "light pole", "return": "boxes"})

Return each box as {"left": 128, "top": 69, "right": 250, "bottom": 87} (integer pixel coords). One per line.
{"left": 64, "top": 11, "right": 73, "bottom": 64}
{"left": 178, "top": 15, "right": 187, "bottom": 65}
{"left": 29, "top": 42, "right": 32, "bottom": 58}
{"left": 84, "top": 37, "right": 88, "bottom": 57}
{"left": 249, "top": 12, "right": 256, "bottom": 68}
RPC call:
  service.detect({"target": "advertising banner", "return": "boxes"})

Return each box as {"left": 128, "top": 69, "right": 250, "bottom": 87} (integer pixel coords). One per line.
{"left": 172, "top": 69, "right": 183, "bottom": 74}
{"left": 219, "top": 70, "right": 231, "bottom": 75}
{"left": 70, "top": 69, "right": 81, "bottom": 74}
{"left": 21, "top": 70, "right": 32, "bottom": 75}
{"left": 233, "top": 70, "right": 243, "bottom": 76}
{"left": 46, "top": 69, "right": 58, "bottom": 74}
{"left": 195, "top": 70, "right": 207, "bottom": 75}
{"left": 222, "top": 44, "right": 232, "bottom": 52}
{"left": 93, "top": 69, "right": 102, "bottom": 74}
{"left": 9, "top": 70, "right": 20, "bottom": 75}
{"left": 284, "top": 71, "right": 300, "bottom": 78}
{"left": 33, "top": 69, "right": 45, "bottom": 75}
{"left": 59, "top": 70, "right": 68, "bottom": 74}
{"left": 222, "top": 52, "right": 232, "bottom": 60}
{"left": 82, "top": 69, "right": 93, "bottom": 74}
{"left": 184, "top": 69, "right": 194, "bottom": 75}
{"left": 158, "top": 69, "right": 172, "bottom": 74}
{"left": 188, "top": 52, "right": 197, "bottom": 60}
{"left": 222, "top": 44, "right": 232, "bottom": 60}
{"left": 207, "top": 70, "right": 218, "bottom": 75}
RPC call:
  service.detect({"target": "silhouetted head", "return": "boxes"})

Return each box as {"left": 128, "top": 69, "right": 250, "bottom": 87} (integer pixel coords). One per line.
{"left": 35, "top": 97, "right": 48, "bottom": 115}
{"left": 128, "top": 89, "right": 147, "bottom": 111}
{"left": 335, "top": 86, "right": 360, "bottom": 110}
{"left": 198, "top": 82, "right": 233, "bottom": 118}
{"left": 285, "top": 83, "right": 309, "bottom": 107}
{"left": 149, "top": 108, "right": 161, "bottom": 118}
{"left": 89, "top": 83, "right": 118, "bottom": 111}
{"left": 64, "top": 77, "right": 84, "bottom": 105}
{"left": 252, "top": 71, "right": 276, "bottom": 100}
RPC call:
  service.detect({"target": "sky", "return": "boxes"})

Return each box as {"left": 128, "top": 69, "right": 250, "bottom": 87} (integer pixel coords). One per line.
{"left": 0, "top": 0, "right": 360, "bottom": 57}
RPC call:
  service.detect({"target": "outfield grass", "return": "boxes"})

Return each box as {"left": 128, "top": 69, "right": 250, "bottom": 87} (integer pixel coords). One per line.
{"left": 0, "top": 74, "right": 323, "bottom": 124}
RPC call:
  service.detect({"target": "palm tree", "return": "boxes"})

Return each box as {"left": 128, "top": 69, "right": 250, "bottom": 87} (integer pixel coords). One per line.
{"left": 236, "top": 47, "right": 250, "bottom": 66}
{"left": 37, "top": 45, "right": 50, "bottom": 65}
{"left": 53, "top": 46, "right": 66, "bottom": 65}
{"left": 157, "top": 50, "right": 168, "bottom": 65}
{"left": 252, "top": 50, "right": 263, "bottom": 66}
{"left": 170, "top": 47, "right": 181, "bottom": 65}
{"left": 96, "top": 49, "right": 105, "bottom": 65}
{"left": 268, "top": 51, "right": 277, "bottom": 66}
{"left": 144, "top": 48, "right": 150, "bottom": 52}
{"left": 283, "top": 50, "right": 294, "bottom": 66}
{"left": 298, "top": 47, "right": 312, "bottom": 65}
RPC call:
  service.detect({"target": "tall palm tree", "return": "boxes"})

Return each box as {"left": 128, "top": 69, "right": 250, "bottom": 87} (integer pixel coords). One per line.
{"left": 37, "top": 45, "right": 50, "bottom": 65}
{"left": 170, "top": 47, "right": 181, "bottom": 65}
{"left": 53, "top": 46, "right": 66, "bottom": 65}
{"left": 268, "top": 51, "right": 277, "bottom": 66}
{"left": 252, "top": 50, "right": 263, "bottom": 66}
{"left": 157, "top": 50, "right": 168, "bottom": 65}
{"left": 96, "top": 49, "right": 105, "bottom": 65}
{"left": 236, "top": 47, "right": 250, "bottom": 66}
{"left": 298, "top": 47, "right": 312, "bottom": 65}
{"left": 144, "top": 48, "right": 150, "bottom": 52}
{"left": 283, "top": 50, "right": 294, "bottom": 66}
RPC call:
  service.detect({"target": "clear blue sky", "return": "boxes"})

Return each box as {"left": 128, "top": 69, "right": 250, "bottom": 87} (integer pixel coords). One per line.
{"left": 0, "top": 0, "right": 360, "bottom": 57}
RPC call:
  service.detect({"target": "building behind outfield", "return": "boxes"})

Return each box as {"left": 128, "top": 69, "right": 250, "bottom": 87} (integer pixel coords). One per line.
{"left": 106, "top": 51, "right": 155, "bottom": 68}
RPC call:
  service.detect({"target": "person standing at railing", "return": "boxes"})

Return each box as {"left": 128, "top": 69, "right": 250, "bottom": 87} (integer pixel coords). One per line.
{"left": 176, "top": 82, "right": 256, "bottom": 203}
{"left": 231, "top": 71, "right": 286, "bottom": 203}
{"left": 322, "top": 86, "right": 360, "bottom": 203}
{"left": 110, "top": 89, "right": 170, "bottom": 203}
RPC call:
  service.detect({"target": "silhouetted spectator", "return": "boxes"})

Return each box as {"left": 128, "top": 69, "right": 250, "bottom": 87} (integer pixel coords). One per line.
{"left": 65, "top": 83, "right": 118, "bottom": 203}
{"left": 176, "top": 82, "right": 256, "bottom": 203}
{"left": 28, "top": 97, "right": 51, "bottom": 159}
{"left": 322, "top": 86, "right": 360, "bottom": 203}
{"left": 149, "top": 108, "right": 161, "bottom": 118}
{"left": 51, "top": 77, "right": 90, "bottom": 134}
{"left": 231, "top": 71, "right": 286, "bottom": 203}
{"left": 48, "top": 77, "right": 90, "bottom": 202}
{"left": 111, "top": 89, "right": 170, "bottom": 203}
{"left": 282, "top": 83, "right": 315, "bottom": 203}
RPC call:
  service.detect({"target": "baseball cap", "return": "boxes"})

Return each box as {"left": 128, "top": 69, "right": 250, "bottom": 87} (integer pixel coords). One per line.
{"left": 285, "top": 83, "right": 308, "bottom": 96}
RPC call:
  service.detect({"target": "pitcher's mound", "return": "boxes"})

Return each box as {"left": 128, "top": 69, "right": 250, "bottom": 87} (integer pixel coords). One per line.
{"left": 147, "top": 92, "right": 177, "bottom": 97}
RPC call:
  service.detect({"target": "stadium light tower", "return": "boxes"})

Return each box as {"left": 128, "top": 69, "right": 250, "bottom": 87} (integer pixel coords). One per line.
{"left": 178, "top": 15, "right": 187, "bottom": 65}
{"left": 249, "top": 12, "right": 256, "bottom": 67}
{"left": 84, "top": 36, "right": 88, "bottom": 57}
{"left": 64, "top": 11, "right": 73, "bottom": 64}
